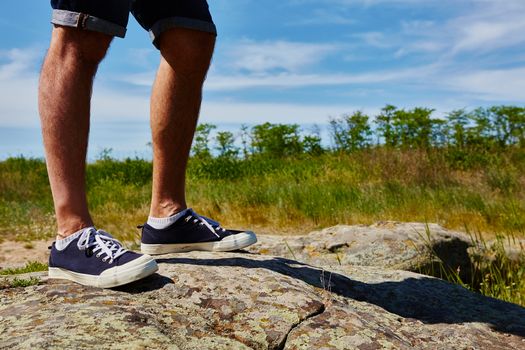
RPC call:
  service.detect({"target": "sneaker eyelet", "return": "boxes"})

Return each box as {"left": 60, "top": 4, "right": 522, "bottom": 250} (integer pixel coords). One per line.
{"left": 96, "top": 253, "right": 102, "bottom": 258}
{"left": 102, "top": 257, "right": 108, "bottom": 262}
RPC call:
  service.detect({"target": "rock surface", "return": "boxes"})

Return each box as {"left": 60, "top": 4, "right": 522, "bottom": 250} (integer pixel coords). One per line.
{"left": 1, "top": 251, "right": 525, "bottom": 349}
{"left": 247, "top": 222, "right": 473, "bottom": 274}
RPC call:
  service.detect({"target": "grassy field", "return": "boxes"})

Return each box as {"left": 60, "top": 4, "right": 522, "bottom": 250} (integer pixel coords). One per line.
{"left": 2, "top": 148, "right": 524, "bottom": 242}
{"left": 1, "top": 148, "right": 524, "bottom": 305}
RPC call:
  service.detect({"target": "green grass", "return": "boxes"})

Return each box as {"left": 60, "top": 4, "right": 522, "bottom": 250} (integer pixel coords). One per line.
{"left": 0, "top": 276, "right": 41, "bottom": 289}
{"left": 0, "top": 261, "right": 48, "bottom": 275}
{"left": 416, "top": 225, "right": 525, "bottom": 307}
{"left": 2, "top": 149, "right": 525, "bottom": 240}
{"left": 0, "top": 261, "right": 46, "bottom": 290}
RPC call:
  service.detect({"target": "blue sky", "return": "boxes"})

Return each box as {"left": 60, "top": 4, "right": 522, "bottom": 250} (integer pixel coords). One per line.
{"left": 1, "top": 0, "right": 524, "bottom": 129}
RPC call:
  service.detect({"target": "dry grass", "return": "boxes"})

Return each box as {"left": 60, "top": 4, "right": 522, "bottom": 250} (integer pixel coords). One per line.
{"left": 1, "top": 149, "right": 525, "bottom": 242}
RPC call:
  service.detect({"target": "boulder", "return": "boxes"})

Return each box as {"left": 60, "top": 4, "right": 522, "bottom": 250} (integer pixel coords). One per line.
{"left": 248, "top": 222, "right": 473, "bottom": 274}
{"left": 1, "top": 251, "right": 524, "bottom": 349}
{"left": 468, "top": 238, "right": 525, "bottom": 267}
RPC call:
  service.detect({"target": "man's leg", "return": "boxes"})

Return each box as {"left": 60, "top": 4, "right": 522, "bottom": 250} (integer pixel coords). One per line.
{"left": 149, "top": 28, "right": 215, "bottom": 218}
{"left": 138, "top": 27, "right": 257, "bottom": 254}
{"left": 39, "top": 27, "right": 112, "bottom": 239}
{"left": 41, "top": 26, "right": 158, "bottom": 288}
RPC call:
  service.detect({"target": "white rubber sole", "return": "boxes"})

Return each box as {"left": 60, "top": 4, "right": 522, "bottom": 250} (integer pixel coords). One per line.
{"left": 48, "top": 255, "right": 158, "bottom": 288}
{"left": 141, "top": 231, "right": 257, "bottom": 255}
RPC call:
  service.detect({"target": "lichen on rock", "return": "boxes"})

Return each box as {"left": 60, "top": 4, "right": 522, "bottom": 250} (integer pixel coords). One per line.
{"left": 1, "top": 250, "right": 524, "bottom": 349}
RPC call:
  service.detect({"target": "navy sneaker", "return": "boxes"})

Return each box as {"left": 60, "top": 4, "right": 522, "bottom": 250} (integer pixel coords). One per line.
{"left": 48, "top": 228, "right": 158, "bottom": 288}
{"left": 140, "top": 209, "right": 257, "bottom": 255}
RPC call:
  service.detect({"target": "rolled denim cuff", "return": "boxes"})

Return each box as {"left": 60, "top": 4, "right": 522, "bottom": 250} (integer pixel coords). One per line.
{"left": 51, "top": 9, "right": 127, "bottom": 38}
{"left": 149, "top": 17, "right": 217, "bottom": 49}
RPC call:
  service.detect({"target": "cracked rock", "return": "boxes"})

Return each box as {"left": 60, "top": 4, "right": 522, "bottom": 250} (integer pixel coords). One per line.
{"left": 1, "top": 251, "right": 524, "bottom": 349}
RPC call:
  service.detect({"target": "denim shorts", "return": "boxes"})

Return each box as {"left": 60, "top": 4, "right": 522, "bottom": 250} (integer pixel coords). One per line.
{"left": 50, "top": 0, "right": 216, "bottom": 49}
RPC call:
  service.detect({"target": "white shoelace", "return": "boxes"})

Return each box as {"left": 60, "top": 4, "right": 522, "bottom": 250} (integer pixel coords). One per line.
{"left": 77, "top": 228, "right": 127, "bottom": 264}
{"left": 184, "top": 211, "right": 226, "bottom": 238}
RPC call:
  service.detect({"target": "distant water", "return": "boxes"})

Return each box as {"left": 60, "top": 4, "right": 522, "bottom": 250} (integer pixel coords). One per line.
{"left": 0, "top": 121, "right": 331, "bottom": 162}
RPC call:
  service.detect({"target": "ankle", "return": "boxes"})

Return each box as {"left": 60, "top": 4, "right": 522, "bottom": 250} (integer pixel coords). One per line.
{"left": 150, "top": 201, "right": 187, "bottom": 218}
{"left": 55, "top": 226, "right": 95, "bottom": 250}
{"left": 56, "top": 220, "right": 94, "bottom": 240}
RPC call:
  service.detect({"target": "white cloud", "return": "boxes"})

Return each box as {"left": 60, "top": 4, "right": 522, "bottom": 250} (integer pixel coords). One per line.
{"left": 110, "top": 53, "right": 525, "bottom": 106}
{"left": 206, "top": 64, "right": 440, "bottom": 90}
{"left": 292, "top": 0, "right": 439, "bottom": 6}
{"left": 393, "top": 1, "right": 525, "bottom": 57}
{"left": 115, "top": 71, "right": 155, "bottom": 87}
{"left": 227, "top": 40, "right": 339, "bottom": 73}
{"left": 120, "top": 63, "right": 441, "bottom": 91}
{"left": 91, "top": 87, "right": 149, "bottom": 122}
{"left": 351, "top": 32, "right": 391, "bottom": 48}
{"left": 0, "top": 46, "right": 152, "bottom": 127}
{"left": 335, "top": 0, "right": 525, "bottom": 62}
{"left": 1, "top": 38, "right": 523, "bottom": 130}
{"left": 0, "top": 75, "right": 39, "bottom": 126}
{"left": 446, "top": 67, "right": 525, "bottom": 102}
{"left": 0, "top": 48, "right": 41, "bottom": 127}
{"left": 287, "top": 8, "right": 355, "bottom": 26}
{"left": 125, "top": 48, "right": 156, "bottom": 69}
{"left": 394, "top": 40, "right": 445, "bottom": 58}
{"left": 400, "top": 20, "right": 435, "bottom": 32}
{"left": 0, "top": 47, "right": 40, "bottom": 79}
{"left": 450, "top": 14, "right": 525, "bottom": 54}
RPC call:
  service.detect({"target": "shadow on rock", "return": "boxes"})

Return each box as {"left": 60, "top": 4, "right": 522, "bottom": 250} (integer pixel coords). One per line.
{"left": 113, "top": 273, "right": 174, "bottom": 293}
{"left": 157, "top": 256, "right": 525, "bottom": 337}
{"left": 412, "top": 237, "right": 472, "bottom": 280}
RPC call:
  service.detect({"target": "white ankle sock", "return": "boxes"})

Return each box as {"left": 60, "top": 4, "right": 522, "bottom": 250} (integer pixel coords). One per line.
{"left": 55, "top": 226, "right": 95, "bottom": 251}
{"left": 147, "top": 209, "right": 189, "bottom": 229}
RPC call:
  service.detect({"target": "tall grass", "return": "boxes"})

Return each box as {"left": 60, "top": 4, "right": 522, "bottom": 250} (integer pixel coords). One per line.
{"left": 1, "top": 149, "right": 525, "bottom": 242}
{"left": 416, "top": 225, "right": 525, "bottom": 306}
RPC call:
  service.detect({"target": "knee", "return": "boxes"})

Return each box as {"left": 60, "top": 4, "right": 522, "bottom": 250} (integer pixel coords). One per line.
{"left": 49, "top": 26, "right": 112, "bottom": 66}
{"left": 158, "top": 28, "right": 216, "bottom": 82}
